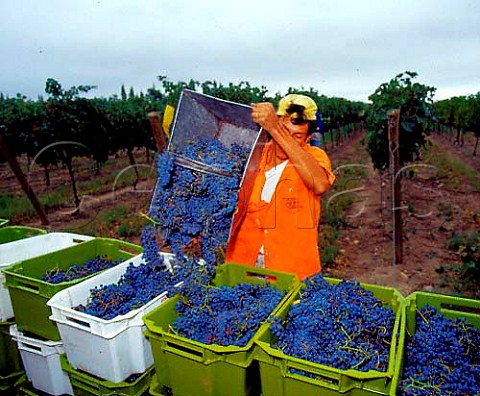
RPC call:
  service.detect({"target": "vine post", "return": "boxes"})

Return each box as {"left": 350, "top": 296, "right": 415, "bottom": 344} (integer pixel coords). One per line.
{"left": 388, "top": 109, "right": 402, "bottom": 265}
{"left": 147, "top": 111, "right": 167, "bottom": 153}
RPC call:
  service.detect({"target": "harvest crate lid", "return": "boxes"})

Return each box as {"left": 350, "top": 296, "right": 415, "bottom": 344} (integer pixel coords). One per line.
{"left": 168, "top": 89, "right": 263, "bottom": 156}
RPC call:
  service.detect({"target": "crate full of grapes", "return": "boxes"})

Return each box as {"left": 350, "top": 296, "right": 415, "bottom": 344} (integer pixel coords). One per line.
{"left": 3, "top": 238, "right": 142, "bottom": 341}
{"left": 0, "top": 232, "right": 94, "bottom": 321}
{"left": 396, "top": 291, "right": 480, "bottom": 396}
{"left": 143, "top": 262, "right": 300, "bottom": 396}
{"left": 48, "top": 252, "right": 179, "bottom": 383}
{"left": 254, "top": 275, "right": 406, "bottom": 396}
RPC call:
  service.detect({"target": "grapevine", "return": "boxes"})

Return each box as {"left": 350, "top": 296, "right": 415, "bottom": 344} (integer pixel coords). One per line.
{"left": 269, "top": 274, "right": 395, "bottom": 373}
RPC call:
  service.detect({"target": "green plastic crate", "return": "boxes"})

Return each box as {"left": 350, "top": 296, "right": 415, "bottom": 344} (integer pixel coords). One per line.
{"left": 3, "top": 237, "right": 142, "bottom": 341}
{"left": 10, "top": 374, "right": 38, "bottom": 396}
{"left": 60, "top": 354, "right": 154, "bottom": 396}
{"left": 147, "top": 372, "right": 163, "bottom": 396}
{"left": 0, "top": 321, "right": 25, "bottom": 393}
{"left": 0, "top": 226, "right": 46, "bottom": 245}
{"left": 405, "top": 291, "right": 480, "bottom": 333}
{"left": 392, "top": 291, "right": 480, "bottom": 394}
{"left": 254, "top": 278, "right": 406, "bottom": 396}
{"left": 142, "top": 263, "right": 300, "bottom": 396}
{"left": 13, "top": 373, "right": 64, "bottom": 396}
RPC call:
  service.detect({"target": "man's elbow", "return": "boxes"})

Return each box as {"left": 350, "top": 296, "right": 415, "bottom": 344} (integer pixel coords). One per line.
{"left": 312, "top": 181, "right": 332, "bottom": 196}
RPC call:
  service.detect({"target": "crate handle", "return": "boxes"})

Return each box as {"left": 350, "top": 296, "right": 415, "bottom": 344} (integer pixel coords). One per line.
{"left": 246, "top": 271, "right": 277, "bottom": 283}
{"left": 440, "top": 302, "right": 480, "bottom": 316}
{"left": 119, "top": 247, "right": 142, "bottom": 256}
{"left": 16, "top": 280, "right": 40, "bottom": 294}
{"left": 65, "top": 316, "right": 91, "bottom": 329}
{"left": 18, "top": 341, "right": 43, "bottom": 354}
{"left": 116, "top": 240, "right": 142, "bottom": 256}
{"left": 165, "top": 340, "right": 205, "bottom": 362}
{"left": 71, "top": 373, "right": 100, "bottom": 393}
{"left": 285, "top": 360, "right": 341, "bottom": 390}
{"left": 72, "top": 237, "right": 90, "bottom": 244}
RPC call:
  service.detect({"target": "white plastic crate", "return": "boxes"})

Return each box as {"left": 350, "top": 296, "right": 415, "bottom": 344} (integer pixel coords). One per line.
{"left": 9, "top": 324, "right": 74, "bottom": 396}
{"left": 47, "top": 252, "right": 178, "bottom": 383}
{"left": 0, "top": 232, "right": 94, "bottom": 321}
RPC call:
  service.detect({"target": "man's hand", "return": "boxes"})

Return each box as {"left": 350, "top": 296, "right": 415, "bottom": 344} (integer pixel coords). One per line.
{"left": 251, "top": 102, "right": 279, "bottom": 131}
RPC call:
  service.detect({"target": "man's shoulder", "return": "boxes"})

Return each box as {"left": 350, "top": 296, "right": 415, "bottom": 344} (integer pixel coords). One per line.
{"left": 305, "top": 145, "right": 330, "bottom": 160}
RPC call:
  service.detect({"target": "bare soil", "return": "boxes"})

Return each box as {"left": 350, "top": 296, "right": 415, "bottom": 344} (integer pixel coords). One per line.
{"left": 4, "top": 132, "right": 480, "bottom": 297}
{"left": 323, "top": 131, "right": 480, "bottom": 297}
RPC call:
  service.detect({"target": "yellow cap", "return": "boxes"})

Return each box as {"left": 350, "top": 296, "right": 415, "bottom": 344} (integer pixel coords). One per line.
{"left": 276, "top": 94, "right": 318, "bottom": 121}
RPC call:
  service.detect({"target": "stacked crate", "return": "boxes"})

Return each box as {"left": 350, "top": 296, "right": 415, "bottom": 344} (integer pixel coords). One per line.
{"left": 143, "top": 263, "right": 300, "bottom": 396}
{"left": 47, "top": 252, "right": 178, "bottom": 387}
{"left": 2, "top": 235, "right": 143, "bottom": 395}
{"left": 0, "top": 227, "right": 51, "bottom": 393}
{"left": 253, "top": 278, "right": 405, "bottom": 396}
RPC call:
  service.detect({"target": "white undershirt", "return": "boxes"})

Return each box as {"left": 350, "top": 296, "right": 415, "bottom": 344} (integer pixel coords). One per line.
{"left": 256, "top": 160, "right": 288, "bottom": 267}
{"left": 261, "top": 160, "right": 288, "bottom": 203}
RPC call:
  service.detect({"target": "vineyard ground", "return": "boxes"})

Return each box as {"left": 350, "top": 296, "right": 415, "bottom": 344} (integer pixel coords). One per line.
{"left": 4, "top": 132, "right": 480, "bottom": 298}
{"left": 324, "top": 132, "right": 480, "bottom": 297}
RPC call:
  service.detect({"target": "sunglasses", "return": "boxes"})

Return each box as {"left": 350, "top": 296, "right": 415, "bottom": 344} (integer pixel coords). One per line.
{"left": 290, "top": 117, "right": 309, "bottom": 125}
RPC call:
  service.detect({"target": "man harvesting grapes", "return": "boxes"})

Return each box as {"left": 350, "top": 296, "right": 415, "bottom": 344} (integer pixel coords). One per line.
{"left": 226, "top": 94, "right": 335, "bottom": 280}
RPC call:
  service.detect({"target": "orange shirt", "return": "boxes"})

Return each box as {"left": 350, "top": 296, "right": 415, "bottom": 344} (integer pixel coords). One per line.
{"left": 226, "top": 143, "right": 335, "bottom": 280}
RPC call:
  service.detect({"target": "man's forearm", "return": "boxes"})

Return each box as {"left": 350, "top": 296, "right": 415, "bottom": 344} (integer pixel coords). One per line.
{"left": 268, "top": 123, "right": 331, "bottom": 195}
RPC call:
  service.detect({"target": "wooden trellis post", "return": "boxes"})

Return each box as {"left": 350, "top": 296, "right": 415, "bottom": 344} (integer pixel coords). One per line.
{"left": 388, "top": 109, "right": 402, "bottom": 265}
{"left": 147, "top": 111, "right": 167, "bottom": 153}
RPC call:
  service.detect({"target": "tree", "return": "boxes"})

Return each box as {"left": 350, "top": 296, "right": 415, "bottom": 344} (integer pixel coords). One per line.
{"left": 104, "top": 90, "right": 156, "bottom": 187}
{"left": 365, "top": 72, "right": 436, "bottom": 265}
{"left": 434, "top": 93, "right": 480, "bottom": 155}
{"left": 365, "top": 71, "right": 436, "bottom": 170}
{"left": 464, "top": 93, "right": 480, "bottom": 156}
{"left": 43, "top": 78, "right": 108, "bottom": 212}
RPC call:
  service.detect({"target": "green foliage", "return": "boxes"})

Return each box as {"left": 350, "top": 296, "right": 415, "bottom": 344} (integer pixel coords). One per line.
{"left": 319, "top": 159, "right": 368, "bottom": 267}
{"left": 118, "top": 223, "right": 138, "bottom": 238}
{"left": 435, "top": 92, "right": 480, "bottom": 138}
{"left": 156, "top": 75, "right": 199, "bottom": 107}
{"left": 447, "top": 231, "right": 480, "bottom": 281}
{"left": 104, "top": 94, "right": 155, "bottom": 155}
{"left": 0, "top": 95, "right": 47, "bottom": 161}
{"left": 75, "top": 204, "right": 146, "bottom": 241}
{"left": 42, "top": 78, "right": 110, "bottom": 165}
{"left": 1, "top": 76, "right": 367, "bottom": 168}
{"left": 201, "top": 80, "right": 269, "bottom": 105}
{"left": 365, "top": 71, "right": 436, "bottom": 171}
{"left": 422, "top": 141, "right": 480, "bottom": 192}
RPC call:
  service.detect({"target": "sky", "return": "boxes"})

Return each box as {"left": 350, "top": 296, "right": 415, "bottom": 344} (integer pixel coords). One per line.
{"left": 1, "top": 0, "right": 479, "bottom": 103}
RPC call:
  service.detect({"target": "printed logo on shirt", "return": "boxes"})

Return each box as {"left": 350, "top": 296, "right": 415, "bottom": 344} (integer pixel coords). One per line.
{"left": 282, "top": 197, "right": 304, "bottom": 210}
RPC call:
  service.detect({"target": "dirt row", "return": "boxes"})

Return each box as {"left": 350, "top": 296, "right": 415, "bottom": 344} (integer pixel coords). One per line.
{"left": 324, "top": 132, "right": 480, "bottom": 297}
